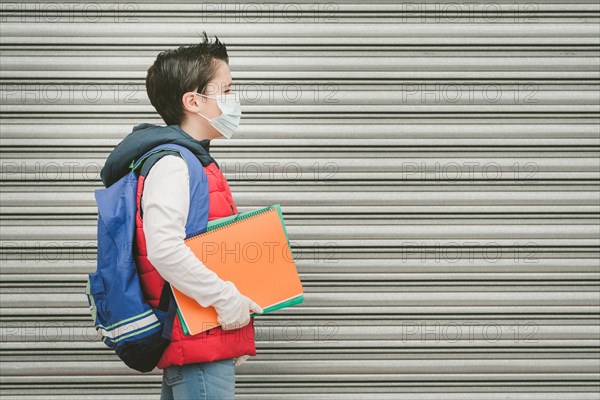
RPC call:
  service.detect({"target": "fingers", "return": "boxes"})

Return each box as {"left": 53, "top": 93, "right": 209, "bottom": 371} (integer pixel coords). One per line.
{"left": 221, "top": 313, "right": 250, "bottom": 331}
{"left": 218, "top": 295, "right": 263, "bottom": 331}
{"left": 241, "top": 294, "right": 263, "bottom": 314}
{"left": 249, "top": 300, "right": 264, "bottom": 314}
{"left": 221, "top": 317, "right": 250, "bottom": 331}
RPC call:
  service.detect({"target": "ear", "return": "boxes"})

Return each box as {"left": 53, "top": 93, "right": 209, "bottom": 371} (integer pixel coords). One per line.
{"left": 181, "top": 92, "right": 205, "bottom": 113}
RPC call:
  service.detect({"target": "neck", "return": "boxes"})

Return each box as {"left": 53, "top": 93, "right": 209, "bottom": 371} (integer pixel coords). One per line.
{"left": 179, "top": 117, "right": 216, "bottom": 141}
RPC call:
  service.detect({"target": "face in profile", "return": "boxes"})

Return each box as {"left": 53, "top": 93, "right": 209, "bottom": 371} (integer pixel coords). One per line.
{"left": 193, "top": 60, "right": 236, "bottom": 139}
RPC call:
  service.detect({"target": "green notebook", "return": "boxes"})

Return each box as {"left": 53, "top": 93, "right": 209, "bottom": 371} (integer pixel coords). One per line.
{"left": 177, "top": 204, "right": 303, "bottom": 335}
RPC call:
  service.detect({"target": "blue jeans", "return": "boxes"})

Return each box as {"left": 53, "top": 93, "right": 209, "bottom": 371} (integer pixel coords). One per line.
{"left": 160, "top": 358, "right": 236, "bottom": 400}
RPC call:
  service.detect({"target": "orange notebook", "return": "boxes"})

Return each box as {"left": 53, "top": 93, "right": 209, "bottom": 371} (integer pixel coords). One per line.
{"left": 171, "top": 204, "right": 304, "bottom": 335}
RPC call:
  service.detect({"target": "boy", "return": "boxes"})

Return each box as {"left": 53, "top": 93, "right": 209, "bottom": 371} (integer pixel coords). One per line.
{"left": 100, "top": 31, "right": 262, "bottom": 399}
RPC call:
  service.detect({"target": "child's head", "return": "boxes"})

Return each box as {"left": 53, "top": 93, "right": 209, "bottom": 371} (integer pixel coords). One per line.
{"left": 146, "top": 31, "right": 230, "bottom": 127}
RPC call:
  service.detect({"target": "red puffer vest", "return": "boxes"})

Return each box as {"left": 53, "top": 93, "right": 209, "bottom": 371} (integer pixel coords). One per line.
{"left": 132, "top": 148, "right": 256, "bottom": 369}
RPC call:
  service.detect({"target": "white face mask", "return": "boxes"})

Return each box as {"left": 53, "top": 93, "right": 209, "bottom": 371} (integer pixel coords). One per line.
{"left": 194, "top": 92, "right": 241, "bottom": 139}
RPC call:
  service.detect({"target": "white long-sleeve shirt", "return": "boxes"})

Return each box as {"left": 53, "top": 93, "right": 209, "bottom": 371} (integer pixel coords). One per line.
{"left": 140, "top": 154, "right": 250, "bottom": 366}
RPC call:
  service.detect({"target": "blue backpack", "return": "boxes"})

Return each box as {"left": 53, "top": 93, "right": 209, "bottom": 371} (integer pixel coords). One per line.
{"left": 85, "top": 143, "right": 207, "bottom": 373}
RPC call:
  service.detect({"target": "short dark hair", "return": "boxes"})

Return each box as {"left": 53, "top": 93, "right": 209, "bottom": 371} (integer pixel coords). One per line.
{"left": 146, "top": 31, "right": 229, "bottom": 126}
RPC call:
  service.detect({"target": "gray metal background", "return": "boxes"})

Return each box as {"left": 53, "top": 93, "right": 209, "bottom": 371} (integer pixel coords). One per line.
{"left": 1, "top": 1, "right": 599, "bottom": 399}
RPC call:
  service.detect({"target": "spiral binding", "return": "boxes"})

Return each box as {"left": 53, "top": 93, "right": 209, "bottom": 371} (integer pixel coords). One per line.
{"left": 183, "top": 207, "right": 276, "bottom": 243}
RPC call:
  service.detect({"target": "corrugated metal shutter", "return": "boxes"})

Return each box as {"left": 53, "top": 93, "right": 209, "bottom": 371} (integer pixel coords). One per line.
{"left": 1, "top": 1, "right": 599, "bottom": 399}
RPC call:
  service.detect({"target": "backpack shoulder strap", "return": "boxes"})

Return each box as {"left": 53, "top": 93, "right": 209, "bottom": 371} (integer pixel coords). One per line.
{"left": 130, "top": 143, "right": 211, "bottom": 239}
{"left": 138, "top": 150, "right": 181, "bottom": 178}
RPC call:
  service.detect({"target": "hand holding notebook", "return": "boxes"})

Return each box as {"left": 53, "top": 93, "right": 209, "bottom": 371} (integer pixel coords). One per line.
{"left": 218, "top": 292, "right": 264, "bottom": 331}
{"left": 172, "top": 204, "right": 304, "bottom": 335}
